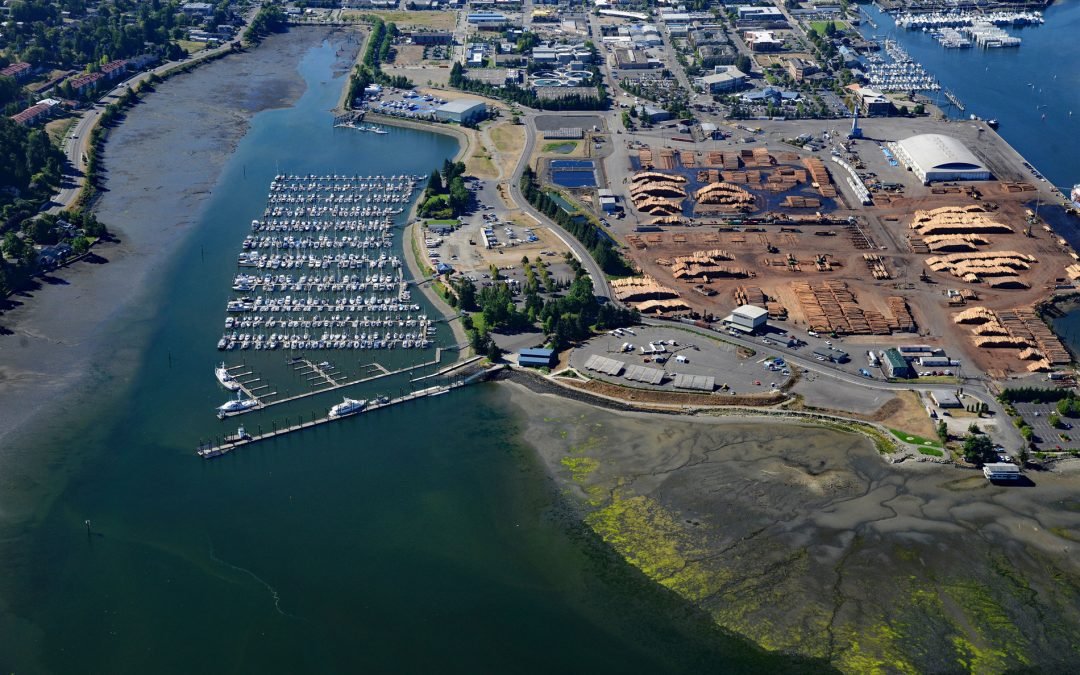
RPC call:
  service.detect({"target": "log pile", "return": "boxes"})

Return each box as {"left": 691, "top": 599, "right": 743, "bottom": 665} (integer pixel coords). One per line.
{"left": 610, "top": 276, "right": 680, "bottom": 302}
{"left": 922, "top": 234, "right": 991, "bottom": 252}
{"left": 694, "top": 182, "right": 755, "bottom": 208}
{"left": 909, "top": 205, "right": 1013, "bottom": 236}
{"left": 802, "top": 157, "right": 837, "bottom": 198}
{"left": 863, "top": 254, "right": 891, "bottom": 280}
{"left": 888, "top": 297, "right": 916, "bottom": 332}
{"left": 734, "top": 285, "right": 766, "bottom": 306}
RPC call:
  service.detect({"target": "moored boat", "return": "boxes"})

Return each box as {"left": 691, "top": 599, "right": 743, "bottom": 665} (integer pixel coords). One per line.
{"left": 215, "top": 362, "right": 241, "bottom": 391}
{"left": 328, "top": 397, "right": 367, "bottom": 418}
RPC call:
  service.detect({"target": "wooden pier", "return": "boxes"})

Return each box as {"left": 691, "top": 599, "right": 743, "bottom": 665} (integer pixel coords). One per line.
{"left": 197, "top": 366, "right": 500, "bottom": 459}
{"left": 944, "top": 89, "right": 966, "bottom": 112}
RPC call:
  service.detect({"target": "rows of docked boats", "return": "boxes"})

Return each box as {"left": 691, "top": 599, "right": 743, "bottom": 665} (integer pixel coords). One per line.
{"left": 216, "top": 331, "right": 433, "bottom": 351}
{"left": 865, "top": 40, "right": 939, "bottom": 92}
{"left": 219, "top": 174, "right": 433, "bottom": 352}
{"left": 896, "top": 10, "right": 1043, "bottom": 30}
{"left": 232, "top": 272, "right": 403, "bottom": 293}
{"left": 236, "top": 252, "right": 400, "bottom": 269}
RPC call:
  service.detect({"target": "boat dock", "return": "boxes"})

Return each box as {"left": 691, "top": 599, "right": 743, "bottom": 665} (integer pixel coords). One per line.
{"left": 197, "top": 365, "right": 499, "bottom": 459}
{"left": 944, "top": 89, "right": 966, "bottom": 112}
{"left": 219, "top": 349, "right": 480, "bottom": 418}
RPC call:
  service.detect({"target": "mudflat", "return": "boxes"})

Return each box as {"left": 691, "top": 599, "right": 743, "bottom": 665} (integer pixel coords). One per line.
{"left": 0, "top": 29, "right": 333, "bottom": 454}
{"left": 505, "top": 382, "right": 1080, "bottom": 672}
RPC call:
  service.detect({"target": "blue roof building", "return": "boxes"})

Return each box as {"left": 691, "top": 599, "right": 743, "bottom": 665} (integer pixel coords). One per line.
{"left": 518, "top": 348, "right": 555, "bottom": 368}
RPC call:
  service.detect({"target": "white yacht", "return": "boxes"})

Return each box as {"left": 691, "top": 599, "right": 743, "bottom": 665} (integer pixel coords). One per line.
{"left": 215, "top": 362, "right": 241, "bottom": 391}
{"left": 328, "top": 397, "right": 367, "bottom": 418}
{"left": 217, "top": 392, "right": 258, "bottom": 416}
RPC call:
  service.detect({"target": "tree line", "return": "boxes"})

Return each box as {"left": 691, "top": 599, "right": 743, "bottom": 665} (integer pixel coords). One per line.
{"left": 346, "top": 17, "right": 411, "bottom": 107}
{"left": 243, "top": 3, "right": 287, "bottom": 44}
{"left": 418, "top": 159, "right": 468, "bottom": 219}
{"left": 518, "top": 166, "right": 629, "bottom": 276}
{"left": 448, "top": 62, "right": 607, "bottom": 112}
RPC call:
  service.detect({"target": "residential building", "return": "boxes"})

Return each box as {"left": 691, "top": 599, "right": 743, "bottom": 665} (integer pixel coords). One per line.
{"left": 68, "top": 71, "right": 105, "bottom": 95}
{"left": 180, "top": 2, "right": 214, "bottom": 17}
{"left": 9, "top": 102, "right": 53, "bottom": 126}
{"left": 0, "top": 62, "right": 33, "bottom": 81}
{"left": 100, "top": 59, "right": 128, "bottom": 80}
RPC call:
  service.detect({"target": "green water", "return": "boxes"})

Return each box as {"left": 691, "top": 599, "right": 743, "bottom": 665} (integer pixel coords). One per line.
{"left": 0, "top": 36, "right": 811, "bottom": 673}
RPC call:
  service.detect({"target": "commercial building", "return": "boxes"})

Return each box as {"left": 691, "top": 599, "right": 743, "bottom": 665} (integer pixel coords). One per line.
{"left": 467, "top": 12, "right": 509, "bottom": 28}
{"left": 699, "top": 65, "right": 747, "bottom": 93}
{"left": 613, "top": 48, "right": 657, "bottom": 69}
{"left": 723, "top": 304, "right": 768, "bottom": 333}
{"left": 597, "top": 189, "right": 621, "bottom": 213}
{"left": 410, "top": 32, "right": 453, "bottom": 45}
{"left": 634, "top": 105, "right": 671, "bottom": 122}
{"left": 180, "top": 2, "right": 214, "bottom": 17}
{"left": 892, "top": 134, "right": 992, "bottom": 184}
{"left": 745, "top": 30, "right": 782, "bottom": 52}
{"left": 852, "top": 86, "right": 891, "bottom": 116}
{"left": 983, "top": 463, "right": 1021, "bottom": 481}
{"left": 882, "top": 348, "right": 915, "bottom": 379}
{"left": 785, "top": 58, "right": 817, "bottom": 83}
{"left": 435, "top": 99, "right": 487, "bottom": 124}
{"left": 518, "top": 348, "right": 555, "bottom": 368}
{"left": 813, "top": 347, "right": 849, "bottom": 363}
{"left": 928, "top": 391, "right": 962, "bottom": 408}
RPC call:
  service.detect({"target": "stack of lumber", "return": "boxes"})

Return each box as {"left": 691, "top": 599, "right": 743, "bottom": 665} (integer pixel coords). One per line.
{"left": 783, "top": 196, "right": 821, "bottom": 208}
{"left": 610, "top": 276, "right": 680, "bottom": 302}
{"left": 638, "top": 147, "right": 653, "bottom": 167}
{"left": 922, "top": 234, "right": 991, "bottom": 252}
{"left": 888, "top": 297, "right": 916, "bottom": 332}
{"left": 767, "top": 302, "right": 788, "bottom": 320}
{"left": 657, "top": 149, "right": 676, "bottom": 170}
{"left": 734, "top": 285, "right": 766, "bottom": 306}
{"left": 696, "top": 169, "right": 720, "bottom": 183}
{"left": 909, "top": 205, "right": 1013, "bottom": 236}
{"left": 679, "top": 151, "right": 695, "bottom": 167}
{"left": 694, "top": 182, "right": 755, "bottom": 207}
{"left": 802, "top": 157, "right": 837, "bottom": 198}
{"left": 669, "top": 250, "right": 748, "bottom": 280}
{"left": 1015, "top": 308, "right": 1071, "bottom": 364}
{"left": 953, "top": 306, "right": 996, "bottom": 324}
{"left": 863, "top": 254, "right": 891, "bottom": 280}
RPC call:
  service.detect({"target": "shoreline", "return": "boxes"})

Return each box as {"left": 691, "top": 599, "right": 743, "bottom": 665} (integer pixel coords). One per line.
{"left": 0, "top": 29, "right": 323, "bottom": 457}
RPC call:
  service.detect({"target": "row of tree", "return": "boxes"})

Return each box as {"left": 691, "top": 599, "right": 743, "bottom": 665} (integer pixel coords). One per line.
{"left": 244, "top": 3, "right": 287, "bottom": 44}
{"left": 347, "top": 17, "right": 411, "bottom": 106}
{"left": 518, "top": 166, "right": 628, "bottom": 276}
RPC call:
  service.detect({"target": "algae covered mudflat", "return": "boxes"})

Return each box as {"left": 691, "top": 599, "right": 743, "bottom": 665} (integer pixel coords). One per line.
{"left": 507, "top": 383, "right": 1080, "bottom": 672}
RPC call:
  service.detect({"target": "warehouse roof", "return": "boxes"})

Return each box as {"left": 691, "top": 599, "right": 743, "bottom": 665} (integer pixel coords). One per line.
{"left": 895, "top": 134, "right": 988, "bottom": 174}
{"left": 437, "top": 99, "right": 486, "bottom": 114}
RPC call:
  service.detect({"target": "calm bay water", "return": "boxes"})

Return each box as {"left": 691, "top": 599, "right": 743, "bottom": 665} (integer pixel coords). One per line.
{"left": 859, "top": 1, "right": 1080, "bottom": 191}
{"left": 0, "top": 35, "right": 812, "bottom": 673}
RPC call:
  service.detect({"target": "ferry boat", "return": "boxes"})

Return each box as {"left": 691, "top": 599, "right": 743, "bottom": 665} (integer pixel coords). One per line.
{"left": 215, "top": 362, "right": 241, "bottom": 390}
{"left": 217, "top": 392, "right": 258, "bottom": 416}
{"left": 328, "top": 397, "right": 367, "bottom": 418}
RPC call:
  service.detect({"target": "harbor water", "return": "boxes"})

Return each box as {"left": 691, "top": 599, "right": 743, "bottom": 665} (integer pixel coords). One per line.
{"left": 0, "top": 31, "right": 808, "bottom": 672}
{"left": 859, "top": 2, "right": 1080, "bottom": 191}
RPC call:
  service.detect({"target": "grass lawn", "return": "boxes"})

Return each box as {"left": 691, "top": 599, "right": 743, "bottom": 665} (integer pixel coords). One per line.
{"left": 45, "top": 116, "right": 77, "bottom": 147}
{"left": 889, "top": 428, "right": 943, "bottom": 449}
{"left": 542, "top": 141, "right": 578, "bottom": 154}
{"left": 918, "top": 447, "right": 945, "bottom": 457}
{"left": 426, "top": 219, "right": 459, "bottom": 226}
{"left": 345, "top": 10, "right": 457, "bottom": 30}
{"left": 810, "top": 20, "right": 848, "bottom": 35}
{"left": 176, "top": 40, "right": 208, "bottom": 55}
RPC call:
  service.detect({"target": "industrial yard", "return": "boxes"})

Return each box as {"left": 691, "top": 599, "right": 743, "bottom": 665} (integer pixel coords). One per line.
{"left": 592, "top": 116, "right": 1077, "bottom": 380}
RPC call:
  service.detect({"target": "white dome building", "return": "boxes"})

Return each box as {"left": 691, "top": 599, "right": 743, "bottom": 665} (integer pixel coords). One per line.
{"left": 892, "top": 134, "right": 992, "bottom": 184}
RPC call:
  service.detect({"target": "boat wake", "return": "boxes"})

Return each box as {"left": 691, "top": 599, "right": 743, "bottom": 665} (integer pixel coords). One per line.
{"left": 208, "top": 538, "right": 299, "bottom": 619}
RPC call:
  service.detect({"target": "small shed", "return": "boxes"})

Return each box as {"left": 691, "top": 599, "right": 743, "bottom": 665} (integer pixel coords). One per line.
{"left": 518, "top": 347, "right": 555, "bottom": 368}
{"left": 928, "top": 391, "right": 961, "bottom": 408}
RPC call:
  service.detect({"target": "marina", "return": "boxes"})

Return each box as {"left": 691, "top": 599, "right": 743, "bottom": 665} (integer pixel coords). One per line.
{"left": 198, "top": 364, "right": 496, "bottom": 458}
{"left": 218, "top": 174, "right": 437, "bottom": 352}
{"left": 865, "top": 39, "right": 940, "bottom": 92}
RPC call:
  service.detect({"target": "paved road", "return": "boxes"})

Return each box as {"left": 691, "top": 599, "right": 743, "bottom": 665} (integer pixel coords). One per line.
{"left": 47, "top": 24, "right": 252, "bottom": 214}
{"left": 508, "top": 113, "right": 613, "bottom": 301}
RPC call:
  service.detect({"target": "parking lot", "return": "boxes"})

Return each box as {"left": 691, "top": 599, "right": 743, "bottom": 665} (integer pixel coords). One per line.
{"left": 569, "top": 325, "right": 793, "bottom": 395}
{"left": 1013, "top": 403, "right": 1080, "bottom": 451}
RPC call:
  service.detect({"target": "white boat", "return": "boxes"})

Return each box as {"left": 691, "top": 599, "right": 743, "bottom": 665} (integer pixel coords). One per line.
{"left": 215, "top": 362, "right": 241, "bottom": 390}
{"left": 328, "top": 397, "right": 367, "bottom": 418}
{"left": 1071, "top": 184, "right": 1080, "bottom": 210}
{"left": 217, "top": 392, "right": 258, "bottom": 416}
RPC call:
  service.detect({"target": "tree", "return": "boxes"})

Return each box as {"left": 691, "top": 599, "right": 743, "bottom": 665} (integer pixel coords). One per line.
{"left": 1049, "top": 412, "right": 1061, "bottom": 428}
{"left": 425, "top": 169, "right": 443, "bottom": 195}
{"left": 967, "top": 422, "right": 981, "bottom": 435}
{"left": 936, "top": 419, "right": 949, "bottom": 443}
{"left": 1057, "top": 397, "right": 1080, "bottom": 417}
{"left": 71, "top": 235, "right": 90, "bottom": 255}
{"left": 735, "top": 55, "right": 752, "bottom": 75}
{"left": 962, "top": 433, "right": 996, "bottom": 465}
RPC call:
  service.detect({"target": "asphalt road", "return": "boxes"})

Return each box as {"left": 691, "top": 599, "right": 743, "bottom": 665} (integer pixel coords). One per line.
{"left": 47, "top": 26, "right": 251, "bottom": 214}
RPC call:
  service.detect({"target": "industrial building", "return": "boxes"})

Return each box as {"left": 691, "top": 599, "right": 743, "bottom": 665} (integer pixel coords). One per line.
{"left": 435, "top": 99, "right": 487, "bottom": 124}
{"left": 852, "top": 87, "right": 891, "bottom": 116}
{"left": 698, "top": 66, "right": 747, "bottom": 93}
{"left": 892, "top": 134, "right": 992, "bottom": 184}
{"left": 882, "top": 348, "right": 915, "bottom": 379}
{"left": 723, "top": 304, "right": 768, "bottom": 333}
{"left": 517, "top": 348, "right": 555, "bottom": 368}
{"left": 812, "top": 347, "right": 849, "bottom": 363}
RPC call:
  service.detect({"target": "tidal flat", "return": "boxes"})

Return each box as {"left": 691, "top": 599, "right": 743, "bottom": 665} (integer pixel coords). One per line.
{"left": 505, "top": 382, "right": 1080, "bottom": 672}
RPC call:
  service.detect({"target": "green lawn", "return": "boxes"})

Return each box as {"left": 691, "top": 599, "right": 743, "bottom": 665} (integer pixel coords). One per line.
{"left": 810, "top": 20, "right": 848, "bottom": 36}
{"left": 542, "top": 141, "right": 578, "bottom": 154}
{"left": 889, "top": 428, "right": 943, "bottom": 449}
{"left": 426, "top": 219, "right": 459, "bottom": 226}
{"left": 918, "top": 447, "right": 945, "bottom": 457}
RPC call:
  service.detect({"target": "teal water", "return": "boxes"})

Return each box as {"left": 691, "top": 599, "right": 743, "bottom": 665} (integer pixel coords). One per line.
{"left": 0, "top": 35, "right": 812, "bottom": 673}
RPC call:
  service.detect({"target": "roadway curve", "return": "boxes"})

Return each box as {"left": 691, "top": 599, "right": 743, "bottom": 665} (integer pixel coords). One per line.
{"left": 508, "top": 113, "right": 613, "bottom": 301}
{"left": 48, "top": 26, "right": 253, "bottom": 214}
